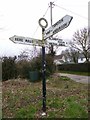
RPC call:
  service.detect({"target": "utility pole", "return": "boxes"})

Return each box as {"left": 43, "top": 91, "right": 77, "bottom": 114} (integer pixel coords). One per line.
{"left": 50, "top": 2, "right": 53, "bottom": 26}
{"left": 50, "top": 2, "right": 55, "bottom": 56}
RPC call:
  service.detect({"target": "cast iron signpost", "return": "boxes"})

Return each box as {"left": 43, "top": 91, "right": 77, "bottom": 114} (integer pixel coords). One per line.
{"left": 9, "top": 14, "right": 73, "bottom": 116}
{"left": 38, "top": 15, "right": 73, "bottom": 115}
{"left": 38, "top": 18, "right": 48, "bottom": 116}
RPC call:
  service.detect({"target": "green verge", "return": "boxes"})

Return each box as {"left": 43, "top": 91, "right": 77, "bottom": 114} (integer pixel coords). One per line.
{"left": 60, "top": 71, "right": 90, "bottom": 76}
{"left": 2, "top": 75, "right": 88, "bottom": 119}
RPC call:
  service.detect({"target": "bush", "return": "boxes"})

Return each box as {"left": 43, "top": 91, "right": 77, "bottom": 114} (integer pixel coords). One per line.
{"left": 16, "top": 60, "right": 31, "bottom": 79}
{"left": 29, "top": 54, "right": 55, "bottom": 78}
{"left": 45, "top": 54, "right": 55, "bottom": 77}
{"left": 2, "top": 56, "right": 17, "bottom": 81}
{"left": 2, "top": 54, "right": 55, "bottom": 80}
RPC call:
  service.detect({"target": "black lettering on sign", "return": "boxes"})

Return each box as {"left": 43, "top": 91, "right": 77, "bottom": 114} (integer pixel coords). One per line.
{"left": 15, "top": 38, "right": 23, "bottom": 42}
{"left": 53, "top": 18, "right": 63, "bottom": 28}
{"left": 45, "top": 30, "right": 51, "bottom": 35}
{"left": 53, "top": 23, "right": 67, "bottom": 35}
{"left": 25, "top": 39, "right": 32, "bottom": 43}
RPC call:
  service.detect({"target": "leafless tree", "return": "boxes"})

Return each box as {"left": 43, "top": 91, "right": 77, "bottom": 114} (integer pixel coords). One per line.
{"left": 69, "top": 27, "right": 90, "bottom": 62}
{"left": 61, "top": 48, "right": 79, "bottom": 63}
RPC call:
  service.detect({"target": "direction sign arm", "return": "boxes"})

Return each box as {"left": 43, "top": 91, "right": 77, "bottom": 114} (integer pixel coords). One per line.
{"left": 44, "top": 15, "right": 73, "bottom": 39}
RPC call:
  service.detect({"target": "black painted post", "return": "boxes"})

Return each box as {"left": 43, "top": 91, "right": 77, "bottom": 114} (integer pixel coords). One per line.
{"left": 42, "top": 28, "right": 46, "bottom": 112}
{"left": 38, "top": 18, "right": 48, "bottom": 115}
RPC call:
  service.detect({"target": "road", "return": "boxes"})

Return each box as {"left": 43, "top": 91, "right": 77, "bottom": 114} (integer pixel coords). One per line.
{"left": 58, "top": 73, "right": 90, "bottom": 84}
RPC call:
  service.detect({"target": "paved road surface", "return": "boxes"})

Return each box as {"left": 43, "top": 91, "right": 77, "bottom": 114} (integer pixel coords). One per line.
{"left": 59, "top": 73, "right": 90, "bottom": 84}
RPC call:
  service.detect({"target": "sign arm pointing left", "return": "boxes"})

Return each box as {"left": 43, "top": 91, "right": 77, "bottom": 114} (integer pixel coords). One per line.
{"left": 9, "top": 35, "right": 43, "bottom": 46}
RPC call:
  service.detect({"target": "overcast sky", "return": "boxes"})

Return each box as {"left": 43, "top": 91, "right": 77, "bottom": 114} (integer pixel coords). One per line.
{"left": 0, "top": 0, "right": 89, "bottom": 57}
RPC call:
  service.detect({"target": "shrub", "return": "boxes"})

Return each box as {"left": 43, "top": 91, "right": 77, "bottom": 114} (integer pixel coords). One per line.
{"left": 16, "top": 60, "right": 31, "bottom": 79}
{"left": 29, "top": 54, "right": 55, "bottom": 78}
{"left": 2, "top": 54, "right": 55, "bottom": 80}
{"left": 2, "top": 56, "right": 17, "bottom": 81}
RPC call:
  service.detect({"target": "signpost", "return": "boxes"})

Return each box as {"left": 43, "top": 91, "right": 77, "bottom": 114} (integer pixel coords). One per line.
{"left": 9, "top": 14, "right": 73, "bottom": 116}
{"left": 44, "top": 15, "right": 73, "bottom": 39}
{"left": 38, "top": 18, "right": 48, "bottom": 116}
{"left": 38, "top": 15, "right": 72, "bottom": 115}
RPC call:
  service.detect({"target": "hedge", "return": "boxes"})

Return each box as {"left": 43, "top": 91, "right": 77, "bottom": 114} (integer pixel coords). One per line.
{"left": 58, "top": 63, "right": 90, "bottom": 72}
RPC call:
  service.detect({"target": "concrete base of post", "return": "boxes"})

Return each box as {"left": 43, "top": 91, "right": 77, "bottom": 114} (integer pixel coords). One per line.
{"left": 41, "top": 112, "right": 46, "bottom": 116}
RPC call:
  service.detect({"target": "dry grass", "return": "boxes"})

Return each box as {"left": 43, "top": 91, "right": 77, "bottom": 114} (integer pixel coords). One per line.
{"left": 2, "top": 74, "right": 88, "bottom": 118}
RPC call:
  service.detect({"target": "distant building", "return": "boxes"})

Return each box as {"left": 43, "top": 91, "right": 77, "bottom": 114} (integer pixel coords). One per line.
{"left": 54, "top": 55, "right": 65, "bottom": 65}
{"left": 54, "top": 53, "right": 90, "bottom": 65}
{"left": 78, "top": 53, "right": 90, "bottom": 63}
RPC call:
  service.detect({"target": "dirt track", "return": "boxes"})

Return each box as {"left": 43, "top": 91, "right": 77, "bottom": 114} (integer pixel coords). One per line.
{"left": 58, "top": 73, "right": 90, "bottom": 84}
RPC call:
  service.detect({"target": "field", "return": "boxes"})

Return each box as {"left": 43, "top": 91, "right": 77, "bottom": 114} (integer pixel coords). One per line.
{"left": 2, "top": 73, "right": 88, "bottom": 119}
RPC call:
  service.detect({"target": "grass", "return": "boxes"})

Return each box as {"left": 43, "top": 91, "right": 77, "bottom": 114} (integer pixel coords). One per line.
{"left": 2, "top": 74, "right": 88, "bottom": 118}
{"left": 15, "top": 105, "right": 36, "bottom": 118}
{"left": 59, "top": 71, "right": 90, "bottom": 76}
{"left": 62, "top": 96, "right": 88, "bottom": 118}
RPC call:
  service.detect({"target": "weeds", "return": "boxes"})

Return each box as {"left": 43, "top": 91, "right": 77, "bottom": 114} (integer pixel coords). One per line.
{"left": 2, "top": 74, "right": 88, "bottom": 118}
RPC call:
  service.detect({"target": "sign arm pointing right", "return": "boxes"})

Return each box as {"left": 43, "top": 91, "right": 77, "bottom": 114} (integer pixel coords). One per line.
{"left": 44, "top": 15, "right": 73, "bottom": 39}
